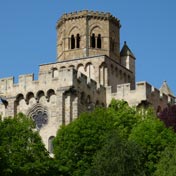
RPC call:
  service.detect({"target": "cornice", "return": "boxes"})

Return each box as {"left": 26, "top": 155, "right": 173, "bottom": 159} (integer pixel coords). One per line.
{"left": 56, "top": 10, "right": 121, "bottom": 28}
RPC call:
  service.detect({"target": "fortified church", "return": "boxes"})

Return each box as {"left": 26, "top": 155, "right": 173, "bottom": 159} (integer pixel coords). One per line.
{"left": 0, "top": 11, "right": 175, "bottom": 151}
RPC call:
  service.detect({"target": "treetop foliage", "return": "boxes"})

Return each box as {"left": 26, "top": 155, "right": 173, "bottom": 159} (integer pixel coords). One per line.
{"left": 85, "top": 130, "right": 145, "bottom": 176}
{"left": 54, "top": 100, "right": 143, "bottom": 175}
{"left": 0, "top": 113, "right": 59, "bottom": 176}
{"left": 154, "top": 145, "right": 176, "bottom": 176}
{"left": 1, "top": 100, "right": 176, "bottom": 176}
{"left": 54, "top": 99, "right": 176, "bottom": 176}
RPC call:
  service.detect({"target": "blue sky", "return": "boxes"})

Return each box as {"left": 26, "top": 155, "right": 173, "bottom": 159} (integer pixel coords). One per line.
{"left": 0, "top": 1, "right": 176, "bottom": 93}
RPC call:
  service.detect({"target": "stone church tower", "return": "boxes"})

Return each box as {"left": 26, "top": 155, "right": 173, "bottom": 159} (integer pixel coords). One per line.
{"left": 0, "top": 11, "right": 174, "bottom": 152}
{"left": 56, "top": 11, "right": 135, "bottom": 91}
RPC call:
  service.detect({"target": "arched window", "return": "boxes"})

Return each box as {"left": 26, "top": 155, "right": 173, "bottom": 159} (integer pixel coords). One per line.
{"left": 76, "top": 34, "right": 80, "bottom": 48}
{"left": 52, "top": 68, "right": 58, "bottom": 78}
{"left": 36, "top": 90, "right": 45, "bottom": 100}
{"left": 69, "top": 65, "right": 75, "bottom": 69}
{"left": 47, "top": 89, "right": 55, "bottom": 102}
{"left": 16, "top": 94, "right": 24, "bottom": 103}
{"left": 97, "top": 34, "right": 101, "bottom": 48}
{"left": 91, "top": 33, "right": 95, "bottom": 48}
{"left": 60, "top": 66, "right": 66, "bottom": 69}
{"left": 48, "top": 136, "right": 55, "bottom": 153}
{"left": 71, "top": 35, "right": 75, "bottom": 49}
{"left": 26, "top": 92, "right": 34, "bottom": 105}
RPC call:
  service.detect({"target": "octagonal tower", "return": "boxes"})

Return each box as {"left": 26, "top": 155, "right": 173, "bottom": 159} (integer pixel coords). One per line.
{"left": 56, "top": 10, "right": 121, "bottom": 62}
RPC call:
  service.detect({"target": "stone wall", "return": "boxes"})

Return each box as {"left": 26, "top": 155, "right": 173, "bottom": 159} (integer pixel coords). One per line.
{"left": 0, "top": 10, "right": 174, "bottom": 152}
{"left": 56, "top": 10, "right": 121, "bottom": 62}
{"left": 0, "top": 67, "right": 106, "bottom": 149}
{"left": 109, "top": 81, "right": 174, "bottom": 111}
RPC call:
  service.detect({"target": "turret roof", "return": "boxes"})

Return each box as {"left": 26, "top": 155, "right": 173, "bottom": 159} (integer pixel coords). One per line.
{"left": 120, "top": 41, "right": 135, "bottom": 59}
{"left": 160, "top": 81, "right": 175, "bottom": 97}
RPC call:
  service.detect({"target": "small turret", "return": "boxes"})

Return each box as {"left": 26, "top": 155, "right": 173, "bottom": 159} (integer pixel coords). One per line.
{"left": 120, "top": 41, "right": 136, "bottom": 89}
{"left": 120, "top": 41, "right": 136, "bottom": 74}
{"left": 160, "top": 81, "right": 174, "bottom": 97}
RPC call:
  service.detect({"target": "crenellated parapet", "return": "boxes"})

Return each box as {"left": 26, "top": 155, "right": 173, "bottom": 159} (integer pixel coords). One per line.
{"left": 0, "top": 77, "right": 14, "bottom": 93}
{"left": 56, "top": 10, "right": 120, "bottom": 28}
{"left": 0, "top": 67, "right": 106, "bottom": 108}
{"left": 0, "top": 74, "right": 37, "bottom": 96}
{"left": 110, "top": 81, "right": 175, "bottom": 111}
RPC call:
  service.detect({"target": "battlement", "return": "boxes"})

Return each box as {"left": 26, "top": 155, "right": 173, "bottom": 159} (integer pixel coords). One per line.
{"left": 77, "top": 71, "right": 97, "bottom": 90}
{"left": 19, "top": 74, "right": 34, "bottom": 84}
{"left": 56, "top": 10, "right": 120, "bottom": 28}
{"left": 112, "top": 81, "right": 175, "bottom": 110}
{"left": 0, "top": 76, "right": 14, "bottom": 89}
{"left": 116, "top": 81, "right": 172, "bottom": 98}
{"left": 0, "top": 74, "right": 34, "bottom": 86}
{"left": 136, "top": 82, "right": 169, "bottom": 100}
{"left": 0, "top": 67, "right": 104, "bottom": 97}
{"left": 0, "top": 74, "right": 35, "bottom": 89}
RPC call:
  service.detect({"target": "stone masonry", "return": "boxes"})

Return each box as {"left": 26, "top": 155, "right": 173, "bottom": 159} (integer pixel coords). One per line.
{"left": 0, "top": 10, "right": 175, "bottom": 151}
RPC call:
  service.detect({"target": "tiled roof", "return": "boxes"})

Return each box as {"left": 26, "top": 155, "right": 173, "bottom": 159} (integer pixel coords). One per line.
{"left": 120, "top": 41, "right": 135, "bottom": 59}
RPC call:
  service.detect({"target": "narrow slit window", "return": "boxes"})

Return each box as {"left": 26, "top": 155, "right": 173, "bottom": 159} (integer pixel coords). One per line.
{"left": 48, "top": 136, "right": 55, "bottom": 153}
{"left": 71, "top": 35, "right": 75, "bottom": 49}
{"left": 91, "top": 33, "right": 95, "bottom": 48}
{"left": 76, "top": 34, "right": 80, "bottom": 48}
{"left": 97, "top": 34, "right": 101, "bottom": 48}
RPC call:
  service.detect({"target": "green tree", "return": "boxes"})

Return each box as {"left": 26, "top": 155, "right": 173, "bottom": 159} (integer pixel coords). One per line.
{"left": 54, "top": 100, "right": 176, "bottom": 175}
{"left": 0, "top": 113, "right": 58, "bottom": 176}
{"left": 154, "top": 145, "right": 176, "bottom": 176}
{"left": 85, "top": 130, "right": 145, "bottom": 176}
{"left": 54, "top": 108, "right": 118, "bottom": 175}
{"left": 129, "top": 113, "right": 176, "bottom": 175}
{"left": 109, "top": 99, "right": 139, "bottom": 138}
{"left": 53, "top": 100, "right": 141, "bottom": 176}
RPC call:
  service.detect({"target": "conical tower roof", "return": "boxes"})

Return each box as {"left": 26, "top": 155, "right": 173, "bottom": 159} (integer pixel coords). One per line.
{"left": 120, "top": 41, "right": 135, "bottom": 59}
{"left": 160, "top": 81, "right": 174, "bottom": 97}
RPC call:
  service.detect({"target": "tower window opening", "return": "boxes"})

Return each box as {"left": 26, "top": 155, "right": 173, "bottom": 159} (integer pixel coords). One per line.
{"left": 52, "top": 68, "right": 58, "bottom": 78}
{"left": 48, "top": 136, "right": 55, "bottom": 153}
{"left": 97, "top": 34, "right": 101, "bottom": 48}
{"left": 91, "top": 33, "right": 95, "bottom": 48}
{"left": 76, "top": 34, "right": 80, "bottom": 48}
{"left": 71, "top": 35, "right": 75, "bottom": 49}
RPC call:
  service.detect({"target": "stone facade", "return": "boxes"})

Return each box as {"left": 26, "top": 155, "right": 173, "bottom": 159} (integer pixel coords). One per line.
{"left": 0, "top": 10, "right": 175, "bottom": 151}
